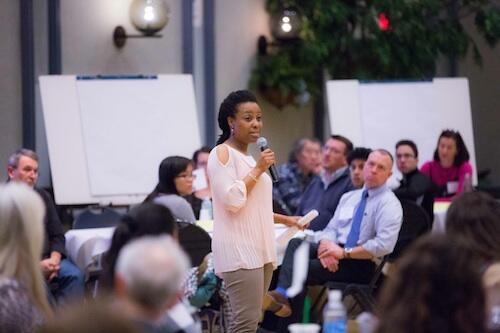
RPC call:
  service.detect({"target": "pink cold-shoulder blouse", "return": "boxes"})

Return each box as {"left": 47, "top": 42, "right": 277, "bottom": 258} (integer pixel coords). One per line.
{"left": 207, "top": 144, "right": 277, "bottom": 275}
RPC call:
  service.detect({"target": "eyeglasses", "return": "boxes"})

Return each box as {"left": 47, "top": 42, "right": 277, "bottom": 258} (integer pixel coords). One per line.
{"left": 396, "top": 153, "right": 415, "bottom": 160}
{"left": 323, "top": 146, "right": 343, "bottom": 154}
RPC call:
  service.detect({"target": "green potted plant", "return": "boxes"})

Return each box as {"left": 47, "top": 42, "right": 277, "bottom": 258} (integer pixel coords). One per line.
{"left": 250, "top": 0, "right": 500, "bottom": 108}
{"left": 249, "top": 50, "right": 312, "bottom": 109}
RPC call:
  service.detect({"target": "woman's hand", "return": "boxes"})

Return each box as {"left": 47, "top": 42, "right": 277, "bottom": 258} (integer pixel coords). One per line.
{"left": 274, "top": 214, "right": 305, "bottom": 229}
{"left": 255, "top": 148, "right": 276, "bottom": 174}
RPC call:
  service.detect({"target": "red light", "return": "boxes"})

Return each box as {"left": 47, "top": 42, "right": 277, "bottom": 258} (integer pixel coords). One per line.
{"left": 378, "top": 13, "right": 390, "bottom": 32}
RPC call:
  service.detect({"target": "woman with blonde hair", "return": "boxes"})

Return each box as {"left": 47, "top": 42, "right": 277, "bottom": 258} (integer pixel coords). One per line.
{"left": 0, "top": 182, "right": 53, "bottom": 332}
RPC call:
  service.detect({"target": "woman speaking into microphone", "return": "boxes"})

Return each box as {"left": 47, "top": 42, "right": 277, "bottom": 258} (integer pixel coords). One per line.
{"left": 207, "top": 90, "right": 300, "bottom": 332}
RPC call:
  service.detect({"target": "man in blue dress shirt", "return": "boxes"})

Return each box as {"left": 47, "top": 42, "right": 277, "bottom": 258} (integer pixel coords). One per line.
{"left": 263, "top": 149, "right": 403, "bottom": 318}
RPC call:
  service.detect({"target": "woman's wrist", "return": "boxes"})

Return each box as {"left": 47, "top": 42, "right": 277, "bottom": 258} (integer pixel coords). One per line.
{"left": 248, "top": 172, "right": 259, "bottom": 182}
{"left": 252, "top": 168, "right": 265, "bottom": 178}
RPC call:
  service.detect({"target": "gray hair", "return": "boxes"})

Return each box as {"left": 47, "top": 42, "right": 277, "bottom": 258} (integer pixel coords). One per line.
{"left": 0, "top": 182, "right": 52, "bottom": 316}
{"left": 289, "top": 137, "right": 321, "bottom": 163}
{"left": 7, "top": 148, "right": 39, "bottom": 169}
{"left": 115, "top": 235, "right": 190, "bottom": 311}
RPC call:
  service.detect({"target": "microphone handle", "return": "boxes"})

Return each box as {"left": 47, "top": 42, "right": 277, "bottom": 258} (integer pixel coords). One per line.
{"left": 259, "top": 145, "right": 279, "bottom": 183}
{"left": 269, "top": 164, "right": 279, "bottom": 183}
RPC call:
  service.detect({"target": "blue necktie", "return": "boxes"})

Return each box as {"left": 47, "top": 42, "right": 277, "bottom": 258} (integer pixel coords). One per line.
{"left": 345, "top": 190, "right": 369, "bottom": 247}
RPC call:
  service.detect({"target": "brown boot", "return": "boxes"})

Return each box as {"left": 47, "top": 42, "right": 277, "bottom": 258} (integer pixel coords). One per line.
{"left": 262, "top": 290, "right": 292, "bottom": 318}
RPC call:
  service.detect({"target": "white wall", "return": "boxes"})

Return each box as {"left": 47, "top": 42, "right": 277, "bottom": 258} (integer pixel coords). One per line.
{"left": 60, "top": 0, "right": 183, "bottom": 74}
{"left": 0, "top": 0, "right": 22, "bottom": 181}
{"left": 215, "top": 0, "right": 315, "bottom": 163}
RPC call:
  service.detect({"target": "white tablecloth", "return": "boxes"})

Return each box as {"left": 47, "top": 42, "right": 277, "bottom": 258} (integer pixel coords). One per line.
{"left": 65, "top": 223, "right": 293, "bottom": 271}
{"left": 65, "top": 227, "right": 115, "bottom": 271}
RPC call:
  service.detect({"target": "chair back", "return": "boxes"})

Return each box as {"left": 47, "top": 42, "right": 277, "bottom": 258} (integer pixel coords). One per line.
{"left": 177, "top": 221, "right": 212, "bottom": 267}
{"left": 73, "top": 207, "right": 122, "bottom": 229}
{"left": 388, "top": 199, "right": 431, "bottom": 261}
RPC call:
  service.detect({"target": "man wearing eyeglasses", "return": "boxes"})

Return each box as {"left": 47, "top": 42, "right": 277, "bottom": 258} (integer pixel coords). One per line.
{"left": 296, "top": 135, "right": 355, "bottom": 231}
{"left": 393, "top": 140, "right": 434, "bottom": 219}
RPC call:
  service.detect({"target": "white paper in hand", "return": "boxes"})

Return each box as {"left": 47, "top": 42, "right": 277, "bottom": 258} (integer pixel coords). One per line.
{"left": 276, "top": 210, "right": 319, "bottom": 249}
{"left": 286, "top": 240, "right": 310, "bottom": 298}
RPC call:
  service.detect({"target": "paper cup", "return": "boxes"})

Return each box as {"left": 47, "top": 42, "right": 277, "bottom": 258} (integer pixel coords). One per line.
{"left": 288, "top": 323, "right": 321, "bottom": 333}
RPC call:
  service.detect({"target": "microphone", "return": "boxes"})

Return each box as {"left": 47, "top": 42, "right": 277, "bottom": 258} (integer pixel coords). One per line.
{"left": 256, "top": 137, "right": 279, "bottom": 183}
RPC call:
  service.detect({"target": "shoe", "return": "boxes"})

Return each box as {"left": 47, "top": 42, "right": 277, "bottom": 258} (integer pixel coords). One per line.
{"left": 262, "top": 290, "right": 292, "bottom": 318}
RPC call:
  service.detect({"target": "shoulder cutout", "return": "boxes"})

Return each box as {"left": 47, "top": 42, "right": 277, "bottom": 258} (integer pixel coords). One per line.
{"left": 216, "top": 145, "right": 230, "bottom": 165}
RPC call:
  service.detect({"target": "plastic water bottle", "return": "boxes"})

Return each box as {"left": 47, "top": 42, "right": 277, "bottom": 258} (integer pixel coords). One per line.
{"left": 322, "top": 290, "right": 347, "bottom": 333}
{"left": 199, "top": 197, "right": 213, "bottom": 220}
{"left": 488, "top": 306, "right": 500, "bottom": 333}
{"left": 463, "top": 173, "right": 473, "bottom": 192}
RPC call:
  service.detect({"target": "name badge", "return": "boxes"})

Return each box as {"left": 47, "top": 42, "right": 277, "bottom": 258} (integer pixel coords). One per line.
{"left": 447, "top": 181, "right": 458, "bottom": 194}
{"left": 339, "top": 206, "right": 354, "bottom": 220}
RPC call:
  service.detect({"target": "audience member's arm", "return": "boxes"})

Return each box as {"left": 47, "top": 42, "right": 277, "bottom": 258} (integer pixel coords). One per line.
{"left": 340, "top": 246, "right": 374, "bottom": 260}
{"left": 393, "top": 173, "right": 431, "bottom": 201}
{"left": 272, "top": 165, "right": 293, "bottom": 214}
{"left": 38, "top": 189, "right": 66, "bottom": 258}
{"left": 361, "top": 197, "right": 403, "bottom": 258}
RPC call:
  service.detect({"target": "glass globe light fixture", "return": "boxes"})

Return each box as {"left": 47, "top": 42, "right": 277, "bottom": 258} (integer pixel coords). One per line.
{"left": 129, "top": 0, "right": 170, "bottom": 36}
{"left": 113, "top": 0, "right": 170, "bottom": 48}
{"left": 271, "top": 8, "right": 302, "bottom": 40}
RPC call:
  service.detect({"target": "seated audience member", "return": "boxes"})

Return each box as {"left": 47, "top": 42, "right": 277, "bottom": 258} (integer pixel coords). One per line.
{"left": 445, "top": 191, "right": 500, "bottom": 266}
{"left": 145, "top": 156, "right": 196, "bottom": 223}
{"left": 264, "top": 150, "right": 402, "bottom": 318}
{"left": 273, "top": 138, "right": 321, "bottom": 215}
{"left": 393, "top": 140, "right": 434, "bottom": 218}
{"left": 445, "top": 191, "right": 500, "bottom": 317}
{"left": 114, "top": 236, "right": 191, "bottom": 333}
{"left": 297, "top": 135, "right": 355, "bottom": 231}
{"left": 185, "top": 147, "right": 212, "bottom": 219}
{"left": 39, "top": 301, "right": 141, "bottom": 333}
{"left": 375, "top": 234, "right": 486, "bottom": 333}
{"left": 100, "top": 204, "right": 200, "bottom": 333}
{"left": 420, "top": 129, "right": 473, "bottom": 197}
{"left": 347, "top": 147, "right": 372, "bottom": 189}
{"left": 100, "top": 203, "right": 178, "bottom": 290}
{"left": 6, "top": 149, "right": 84, "bottom": 304}
{"left": 0, "top": 183, "right": 52, "bottom": 332}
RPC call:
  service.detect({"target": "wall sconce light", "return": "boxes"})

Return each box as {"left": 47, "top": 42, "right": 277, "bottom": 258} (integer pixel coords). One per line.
{"left": 258, "top": 7, "right": 303, "bottom": 55}
{"left": 271, "top": 7, "right": 302, "bottom": 41}
{"left": 113, "top": 0, "right": 170, "bottom": 48}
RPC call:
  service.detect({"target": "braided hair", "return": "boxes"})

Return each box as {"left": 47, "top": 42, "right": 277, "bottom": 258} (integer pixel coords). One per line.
{"left": 216, "top": 90, "right": 258, "bottom": 145}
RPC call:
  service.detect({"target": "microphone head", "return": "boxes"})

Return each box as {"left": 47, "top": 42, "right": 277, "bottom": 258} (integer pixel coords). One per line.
{"left": 256, "top": 137, "right": 268, "bottom": 149}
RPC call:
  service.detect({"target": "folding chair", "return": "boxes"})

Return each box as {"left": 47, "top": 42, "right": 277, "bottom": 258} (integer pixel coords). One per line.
{"left": 72, "top": 207, "right": 122, "bottom": 229}
{"left": 388, "top": 199, "right": 431, "bottom": 262}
